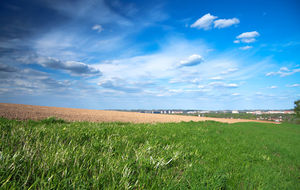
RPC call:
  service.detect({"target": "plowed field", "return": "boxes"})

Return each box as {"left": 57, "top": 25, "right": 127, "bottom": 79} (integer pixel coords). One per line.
{"left": 0, "top": 103, "right": 277, "bottom": 124}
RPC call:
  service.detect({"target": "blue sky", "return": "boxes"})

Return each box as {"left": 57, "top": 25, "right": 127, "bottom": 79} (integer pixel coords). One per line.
{"left": 0, "top": 0, "right": 299, "bottom": 110}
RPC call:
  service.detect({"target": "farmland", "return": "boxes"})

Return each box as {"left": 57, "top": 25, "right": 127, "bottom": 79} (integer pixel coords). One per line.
{"left": 0, "top": 103, "right": 277, "bottom": 124}
{"left": 1, "top": 117, "right": 299, "bottom": 189}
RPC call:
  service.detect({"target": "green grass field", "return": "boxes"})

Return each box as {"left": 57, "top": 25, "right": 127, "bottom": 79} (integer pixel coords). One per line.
{"left": 0, "top": 117, "right": 299, "bottom": 189}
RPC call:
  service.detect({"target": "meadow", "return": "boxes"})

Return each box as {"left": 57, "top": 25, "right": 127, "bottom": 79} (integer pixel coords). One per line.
{"left": 0, "top": 117, "right": 299, "bottom": 189}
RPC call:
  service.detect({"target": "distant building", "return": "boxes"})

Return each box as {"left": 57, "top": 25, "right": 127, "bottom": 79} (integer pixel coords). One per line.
{"left": 248, "top": 111, "right": 262, "bottom": 115}
{"left": 267, "top": 111, "right": 284, "bottom": 114}
{"left": 199, "top": 111, "right": 210, "bottom": 114}
{"left": 284, "top": 110, "right": 294, "bottom": 114}
{"left": 171, "top": 111, "right": 183, "bottom": 114}
{"left": 232, "top": 110, "right": 239, "bottom": 114}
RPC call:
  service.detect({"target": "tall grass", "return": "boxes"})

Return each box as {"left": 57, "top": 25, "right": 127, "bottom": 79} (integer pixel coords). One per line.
{"left": 0, "top": 117, "right": 299, "bottom": 189}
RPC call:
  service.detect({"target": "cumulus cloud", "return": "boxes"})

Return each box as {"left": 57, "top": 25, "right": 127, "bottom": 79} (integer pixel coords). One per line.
{"left": 20, "top": 56, "right": 101, "bottom": 77}
{"left": 235, "top": 31, "right": 260, "bottom": 44}
{"left": 191, "top": 14, "right": 240, "bottom": 30}
{"left": 179, "top": 54, "right": 204, "bottom": 67}
{"left": 237, "top": 31, "right": 260, "bottom": 38}
{"left": 239, "top": 46, "right": 253, "bottom": 50}
{"left": 92, "top": 24, "right": 103, "bottom": 32}
{"left": 190, "top": 13, "right": 217, "bottom": 30}
{"left": 213, "top": 18, "right": 240, "bottom": 28}
{"left": 266, "top": 67, "right": 300, "bottom": 77}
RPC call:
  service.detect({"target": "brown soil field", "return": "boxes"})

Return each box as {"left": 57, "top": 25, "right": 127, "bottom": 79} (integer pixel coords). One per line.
{"left": 0, "top": 103, "right": 278, "bottom": 124}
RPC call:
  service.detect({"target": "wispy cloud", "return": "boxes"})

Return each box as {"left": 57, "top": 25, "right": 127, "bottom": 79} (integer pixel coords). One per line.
{"left": 41, "top": 0, "right": 133, "bottom": 26}
{"left": 208, "top": 82, "right": 238, "bottom": 88}
{"left": 239, "top": 46, "right": 253, "bottom": 50}
{"left": 269, "top": 86, "right": 278, "bottom": 89}
{"left": 286, "top": 84, "right": 300, "bottom": 87}
{"left": 0, "top": 64, "right": 18, "bottom": 72}
{"left": 0, "top": 63, "right": 71, "bottom": 95}
{"left": 210, "top": 76, "right": 223, "bottom": 80}
{"left": 266, "top": 67, "right": 300, "bottom": 77}
{"left": 98, "top": 79, "right": 141, "bottom": 93}
{"left": 220, "top": 68, "right": 238, "bottom": 75}
{"left": 19, "top": 56, "right": 102, "bottom": 77}
{"left": 90, "top": 38, "right": 270, "bottom": 97}
{"left": 92, "top": 24, "right": 103, "bottom": 32}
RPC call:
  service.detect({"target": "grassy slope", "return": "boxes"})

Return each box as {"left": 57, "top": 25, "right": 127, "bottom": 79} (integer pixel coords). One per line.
{"left": 0, "top": 118, "right": 299, "bottom": 189}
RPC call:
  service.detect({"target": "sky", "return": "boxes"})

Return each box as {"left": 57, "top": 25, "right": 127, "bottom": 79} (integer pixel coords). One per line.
{"left": 0, "top": 0, "right": 299, "bottom": 110}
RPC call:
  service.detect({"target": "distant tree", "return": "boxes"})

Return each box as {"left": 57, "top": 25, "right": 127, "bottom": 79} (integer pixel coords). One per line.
{"left": 295, "top": 99, "right": 300, "bottom": 117}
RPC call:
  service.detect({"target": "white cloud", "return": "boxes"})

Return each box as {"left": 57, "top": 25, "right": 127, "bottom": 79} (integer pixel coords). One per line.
{"left": 98, "top": 79, "right": 141, "bottom": 93}
{"left": 280, "top": 67, "right": 289, "bottom": 71}
{"left": 287, "top": 84, "right": 300, "bottom": 87}
{"left": 0, "top": 66, "right": 72, "bottom": 95}
{"left": 220, "top": 68, "right": 238, "bottom": 75}
{"left": 232, "top": 93, "right": 240, "bottom": 96}
{"left": 266, "top": 67, "right": 300, "bottom": 77}
{"left": 179, "top": 54, "right": 204, "bottom": 67}
{"left": 269, "top": 86, "right": 278, "bottom": 89}
{"left": 210, "top": 76, "right": 223, "bottom": 80}
{"left": 240, "top": 38, "right": 256, "bottom": 43}
{"left": 191, "top": 14, "right": 240, "bottom": 30}
{"left": 214, "top": 18, "right": 240, "bottom": 28}
{"left": 239, "top": 46, "right": 253, "bottom": 50}
{"left": 33, "top": 29, "right": 130, "bottom": 61}
{"left": 208, "top": 82, "right": 238, "bottom": 88}
{"left": 235, "top": 31, "right": 260, "bottom": 44}
{"left": 237, "top": 31, "right": 260, "bottom": 39}
{"left": 190, "top": 13, "right": 217, "bottom": 30}
{"left": 92, "top": 24, "right": 103, "bottom": 32}
{"left": 227, "top": 83, "right": 239, "bottom": 87}
{"left": 19, "top": 56, "right": 101, "bottom": 77}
